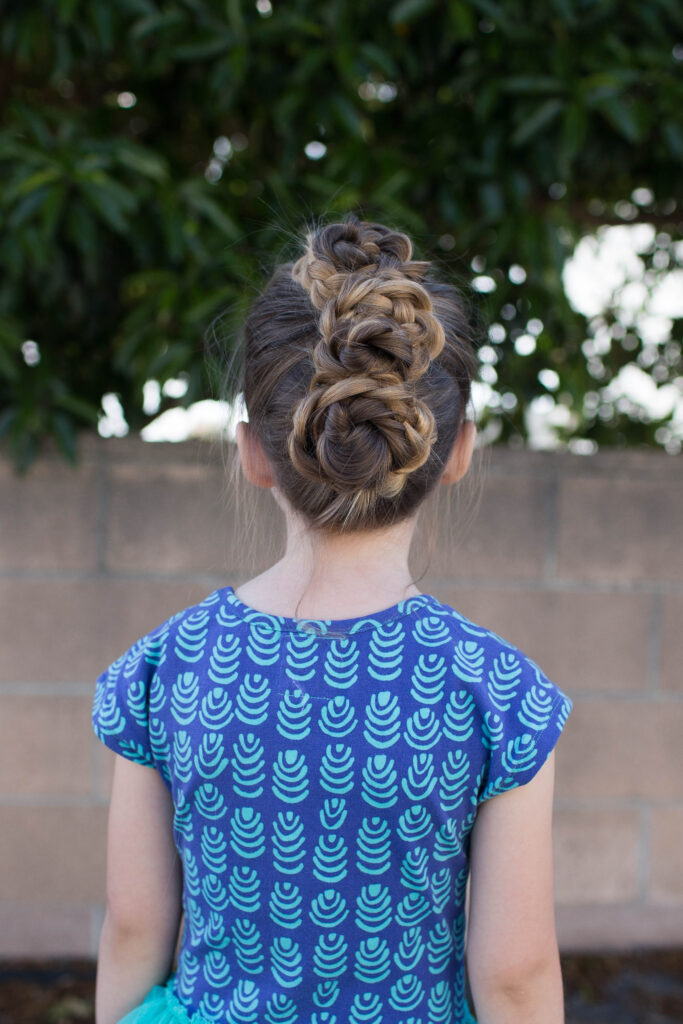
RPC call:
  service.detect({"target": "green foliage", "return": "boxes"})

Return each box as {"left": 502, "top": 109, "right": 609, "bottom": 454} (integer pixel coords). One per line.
{"left": 1, "top": 0, "right": 681, "bottom": 470}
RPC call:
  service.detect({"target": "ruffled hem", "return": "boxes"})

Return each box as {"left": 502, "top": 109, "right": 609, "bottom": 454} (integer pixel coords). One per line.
{"left": 117, "top": 976, "right": 213, "bottom": 1024}
{"left": 117, "top": 974, "right": 478, "bottom": 1024}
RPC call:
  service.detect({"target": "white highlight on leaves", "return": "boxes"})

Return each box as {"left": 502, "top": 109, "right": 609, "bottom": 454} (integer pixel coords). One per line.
{"left": 98, "top": 393, "right": 129, "bottom": 438}
{"left": 514, "top": 334, "right": 536, "bottom": 356}
{"left": 508, "top": 264, "right": 527, "bottom": 284}
{"left": 632, "top": 187, "right": 654, "bottom": 206}
{"left": 358, "top": 81, "right": 398, "bottom": 102}
{"left": 141, "top": 396, "right": 248, "bottom": 443}
{"left": 304, "top": 141, "right": 327, "bottom": 160}
{"left": 214, "top": 136, "right": 233, "bottom": 159}
{"left": 478, "top": 345, "right": 498, "bottom": 364}
{"left": 472, "top": 275, "right": 496, "bottom": 293}
{"left": 163, "top": 376, "right": 189, "bottom": 399}
{"left": 143, "top": 380, "right": 161, "bottom": 416}
{"left": 538, "top": 368, "right": 560, "bottom": 391}
{"left": 22, "top": 340, "right": 40, "bottom": 366}
{"left": 205, "top": 159, "right": 223, "bottom": 183}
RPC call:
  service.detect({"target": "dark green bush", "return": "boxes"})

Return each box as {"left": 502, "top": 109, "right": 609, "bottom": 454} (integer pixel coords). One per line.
{"left": 1, "top": 0, "right": 681, "bottom": 470}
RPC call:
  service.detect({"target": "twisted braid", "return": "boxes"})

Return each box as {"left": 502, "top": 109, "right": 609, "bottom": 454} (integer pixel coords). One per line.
{"left": 288, "top": 218, "right": 446, "bottom": 503}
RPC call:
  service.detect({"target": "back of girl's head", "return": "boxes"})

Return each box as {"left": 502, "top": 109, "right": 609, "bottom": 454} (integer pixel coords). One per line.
{"left": 232, "top": 213, "right": 480, "bottom": 535}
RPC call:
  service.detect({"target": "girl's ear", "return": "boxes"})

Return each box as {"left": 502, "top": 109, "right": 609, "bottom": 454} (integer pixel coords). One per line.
{"left": 440, "top": 419, "right": 477, "bottom": 485}
{"left": 235, "top": 421, "right": 276, "bottom": 488}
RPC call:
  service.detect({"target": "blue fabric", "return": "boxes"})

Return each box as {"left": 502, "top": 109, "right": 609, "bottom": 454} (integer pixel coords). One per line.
{"left": 94, "top": 585, "right": 571, "bottom": 1024}
{"left": 117, "top": 974, "right": 479, "bottom": 1024}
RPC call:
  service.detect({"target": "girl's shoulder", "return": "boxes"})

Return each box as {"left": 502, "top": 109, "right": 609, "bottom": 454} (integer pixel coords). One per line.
{"left": 423, "top": 596, "right": 573, "bottom": 798}
{"left": 97, "top": 586, "right": 564, "bottom": 693}
{"left": 411, "top": 592, "right": 559, "bottom": 677}
{"left": 99, "top": 587, "right": 236, "bottom": 675}
{"left": 91, "top": 588, "right": 229, "bottom": 773}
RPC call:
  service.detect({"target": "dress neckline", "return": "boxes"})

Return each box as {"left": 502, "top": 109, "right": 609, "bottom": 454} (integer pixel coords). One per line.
{"left": 217, "top": 584, "right": 441, "bottom": 636}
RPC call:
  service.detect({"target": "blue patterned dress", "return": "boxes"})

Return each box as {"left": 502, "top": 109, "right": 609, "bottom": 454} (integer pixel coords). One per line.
{"left": 92, "top": 585, "right": 572, "bottom": 1024}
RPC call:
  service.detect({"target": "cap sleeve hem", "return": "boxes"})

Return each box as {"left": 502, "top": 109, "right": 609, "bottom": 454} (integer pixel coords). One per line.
{"left": 478, "top": 688, "right": 572, "bottom": 804}
{"left": 91, "top": 713, "right": 156, "bottom": 767}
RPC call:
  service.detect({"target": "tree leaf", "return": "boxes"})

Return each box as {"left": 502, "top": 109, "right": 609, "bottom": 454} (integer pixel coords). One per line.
{"left": 0, "top": 321, "right": 20, "bottom": 381}
{"left": 560, "top": 102, "right": 588, "bottom": 167}
{"left": 0, "top": 406, "right": 18, "bottom": 439}
{"left": 80, "top": 181, "right": 130, "bottom": 233}
{"left": 171, "top": 35, "right": 232, "bottom": 62}
{"left": 130, "top": 10, "right": 186, "bottom": 41}
{"left": 52, "top": 393, "right": 100, "bottom": 424}
{"left": 4, "top": 166, "right": 62, "bottom": 204}
{"left": 50, "top": 410, "right": 78, "bottom": 463}
{"left": 10, "top": 427, "right": 39, "bottom": 476}
{"left": 358, "top": 43, "right": 399, "bottom": 78}
{"left": 448, "top": 1, "right": 477, "bottom": 39}
{"left": 390, "top": 0, "right": 437, "bottom": 26}
{"left": 182, "top": 188, "right": 240, "bottom": 239}
{"left": 370, "top": 170, "right": 411, "bottom": 200}
{"left": 662, "top": 119, "right": 683, "bottom": 158}
{"left": 64, "top": 199, "right": 99, "bottom": 266}
{"left": 330, "top": 93, "right": 364, "bottom": 137}
{"left": 115, "top": 143, "right": 169, "bottom": 182}
{"left": 40, "top": 184, "right": 67, "bottom": 238}
{"left": 89, "top": 0, "right": 115, "bottom": 51}
{"left": 8, "top": 188, "right": 50, "bottom": 229}
{"left": 478, "top": 181, "right": 504, "bottom": 220}
{"left": 596, "top": 96, "right": 642, "bottom": 143}
{"left": 9, "top": 103, "right": 53, "bottom": 148}
{"left": 511, "top": 99, "right": 564, "bottom": 146}
{"left": 185, "top": 286, "right": 237, "bottom": 325}
{"left": 502, "top": 76, "right": 564, "bottom": 95}
{"left": 56, "top": 0, "right": 81, "bottom": 24}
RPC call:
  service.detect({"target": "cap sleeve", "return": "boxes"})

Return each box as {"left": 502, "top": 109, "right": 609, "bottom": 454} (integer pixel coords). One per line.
{"left": 92, "top": 633, "right": 157, "bottom": 766}
{"left": 477, "top": 648, "right": 572, "bottom": 804}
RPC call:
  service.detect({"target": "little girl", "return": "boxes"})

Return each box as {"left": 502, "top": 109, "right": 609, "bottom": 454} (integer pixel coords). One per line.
{"left": 92, "top": 215, "right": 572, "bottom": 1024}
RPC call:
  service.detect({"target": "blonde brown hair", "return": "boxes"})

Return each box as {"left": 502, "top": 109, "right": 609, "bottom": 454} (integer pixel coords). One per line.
{"left": 226, "top": 214, "right": 479, "bottom": 536}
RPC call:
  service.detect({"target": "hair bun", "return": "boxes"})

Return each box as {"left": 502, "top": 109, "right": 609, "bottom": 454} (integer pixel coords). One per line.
{"left": 288, "top": 216, "right": 447, "bottom": 510}
{"left": 291, "top": 214, "right": 431, "bottom": 310}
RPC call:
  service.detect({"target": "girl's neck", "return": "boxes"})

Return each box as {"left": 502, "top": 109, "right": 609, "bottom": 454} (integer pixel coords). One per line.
{"left": 234, "top": 506, "right": 422, "bottom": 621}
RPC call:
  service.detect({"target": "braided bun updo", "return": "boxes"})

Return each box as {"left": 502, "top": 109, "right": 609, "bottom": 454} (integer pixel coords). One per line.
{"left": 240, "top": 215, "right": 479, "bottom": 532}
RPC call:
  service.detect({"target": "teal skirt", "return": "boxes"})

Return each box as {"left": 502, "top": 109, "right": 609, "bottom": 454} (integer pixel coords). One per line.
{"left": 117, "top": 976, "right": 206, "bottom": 1024}
{"left": 117, "top": 974, "right": 478, "bottom": 1023}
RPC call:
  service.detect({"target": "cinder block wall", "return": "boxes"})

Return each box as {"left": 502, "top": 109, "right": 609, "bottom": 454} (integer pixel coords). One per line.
{"left": 1, "top": 434, "right": 681, "bottom": 957}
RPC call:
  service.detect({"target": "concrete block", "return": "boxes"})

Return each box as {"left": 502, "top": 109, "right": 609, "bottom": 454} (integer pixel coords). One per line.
{"left": 95, "top": 743, "right": 116, "bottom": 802}
{"left": 557, "top": 904, "right": 683, "bottom": 951}
{"left": 0, "top": 579, "right": 213, "bottom": 683}
{"left": 106, "top": 460, "right": 284, "bottom": 575}
{"left": 0, "top": 696, "right": 93, "bottom": 797}
{"left": 432, "top": 586, "right": 650, "bottom": 694}
{"left": 0, "top": 902, "right": 93, "bottom": 957}
{"left": 484, "top": 446, "right": 675, "bottom": 482}
{"left": 0, "top": 460, "right": 99, "bottom": 570}
{"left": 660, "top": 595, "right": 683, "bottom": 693}
{"left": 554, "top": 699, "right": 683, "bottom": 802}
{"left": 649, "top": 805, "right": 683, "bottom": 904}
{"left": 553, "top": 808, "right": 640, "bottom": 904}
{"left": 557, "top": 477, "right": 683, "bottom": 582}
{"left": 417, "top": 472, "right": 550, "bottom": 580}
{"left": 0, "top": 806, "right": 108, "bottom": 904}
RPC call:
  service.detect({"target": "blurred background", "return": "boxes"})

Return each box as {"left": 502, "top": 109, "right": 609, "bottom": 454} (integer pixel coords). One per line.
{"left": 1, "top": 0, "right": 682, "bottom": 465}
{"left": 1, "top": 2, "right": 682, "bottom": 1022}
